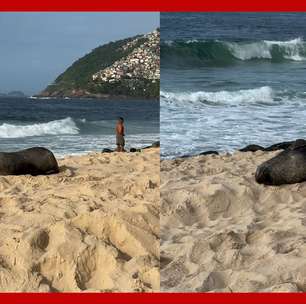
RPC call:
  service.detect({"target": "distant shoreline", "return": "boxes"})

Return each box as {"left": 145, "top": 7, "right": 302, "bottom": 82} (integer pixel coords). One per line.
{"left": 32, "top": 94, "right": 159, "bottom": 101}
{"left": 0, "top": 95, "right": 159, "bottom": 102}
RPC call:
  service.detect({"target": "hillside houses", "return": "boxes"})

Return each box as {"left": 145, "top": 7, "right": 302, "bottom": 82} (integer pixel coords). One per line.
{"left": 92, "top": 30, "right": 160, "bottom": 84}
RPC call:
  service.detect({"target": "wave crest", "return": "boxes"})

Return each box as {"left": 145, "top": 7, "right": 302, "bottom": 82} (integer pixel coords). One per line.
{"left": 161, "top": 87, "right": 275, "bottom": 105}
{"left": 227, "top": 38, "right": 305, "bottom": 61}
{"left": 161, "top": 38, "right": 306, "bottom": 66}
{"left": 0, "top": 117, "right": 79, "bottom": 138}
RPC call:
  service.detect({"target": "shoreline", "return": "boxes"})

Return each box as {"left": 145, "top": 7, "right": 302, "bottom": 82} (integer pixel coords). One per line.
{"left": 31, "top": 95, "right": 159, "bottom": 101}
{"left": 161, "top": 139, "right": 304, "bottom": 161}
{"left": 0, "top": 96, "right": 159, "bottom": 102}
{"left": 52, "top": 140, "right": 160, "bottom": 159}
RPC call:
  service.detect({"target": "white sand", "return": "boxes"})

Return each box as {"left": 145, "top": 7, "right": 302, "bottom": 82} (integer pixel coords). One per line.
{"left": 161, "top": 150, "right": 306, "bottom": 292}
{"left": 0, "top": 148, "right": 160, "bottom": 292}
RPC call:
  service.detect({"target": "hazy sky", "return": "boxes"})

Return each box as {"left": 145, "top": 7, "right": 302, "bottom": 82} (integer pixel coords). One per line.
{"left": 0, "top": 12, "right": 159, "bottom": 95}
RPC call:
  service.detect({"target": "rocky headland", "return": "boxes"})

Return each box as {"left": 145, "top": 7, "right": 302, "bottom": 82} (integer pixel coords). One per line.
{"left": 37, "top": 30, "right": 160, "bottom": 99}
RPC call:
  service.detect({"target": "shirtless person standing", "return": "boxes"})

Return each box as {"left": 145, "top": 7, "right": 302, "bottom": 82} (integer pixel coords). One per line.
{"left": 116, "top": 117, "right": 125, "bottom": 152}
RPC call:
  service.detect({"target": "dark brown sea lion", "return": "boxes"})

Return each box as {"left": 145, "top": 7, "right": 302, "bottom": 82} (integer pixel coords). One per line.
{"left": 255, "top": 141, "right": 306, "bottom": 185}
{"left": 0, "top": 147, "right": 59, "bottom": 176}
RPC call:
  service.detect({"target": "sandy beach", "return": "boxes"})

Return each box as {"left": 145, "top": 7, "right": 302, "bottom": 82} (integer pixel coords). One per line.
{"left": 161, "top": 150, "right": 306, "bottom": 292}
{"left": 0, "top": 148, "right": 160, "bottom": 292}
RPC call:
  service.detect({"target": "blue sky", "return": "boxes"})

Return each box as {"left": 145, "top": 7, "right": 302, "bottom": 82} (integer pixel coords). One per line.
{"left": 0, "top": 13, "right": 159, "bottom": 95}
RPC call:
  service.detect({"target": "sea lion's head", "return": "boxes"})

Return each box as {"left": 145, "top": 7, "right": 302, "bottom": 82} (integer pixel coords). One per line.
{"left": 255, "top": 164, "right": 273, "bottom": 185}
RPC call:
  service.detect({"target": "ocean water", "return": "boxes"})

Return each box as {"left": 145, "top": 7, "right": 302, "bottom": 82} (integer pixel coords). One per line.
{"left": 161, "top": 13, "right": 306, "bottom": 158}
{"left": 0, "top": 98, "right": 159, "bottom": 157}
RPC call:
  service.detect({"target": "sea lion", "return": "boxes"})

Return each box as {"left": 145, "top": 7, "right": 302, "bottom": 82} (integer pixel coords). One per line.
{"left": 0, "top": 147, "right": 59, "bottom": 176}
{"left": 255, "top": 142, "right": 306, "bottom": 185}
{"left": 287, "top": 139, "right": 306, "bottom": 150}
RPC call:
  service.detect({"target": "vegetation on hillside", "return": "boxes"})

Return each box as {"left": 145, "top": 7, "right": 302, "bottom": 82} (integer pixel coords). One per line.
{"left": 40, "top": 32, "right": 159, "bottom": 99}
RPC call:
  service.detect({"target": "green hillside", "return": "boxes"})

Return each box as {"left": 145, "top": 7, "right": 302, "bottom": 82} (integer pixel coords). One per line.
{"left": 38, "top": 30, "right": 160, "bottom": 99}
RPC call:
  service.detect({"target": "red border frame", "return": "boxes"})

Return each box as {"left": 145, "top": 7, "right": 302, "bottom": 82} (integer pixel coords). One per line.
{"left": 1, "top": 2, "right": 306, "bottom": 303}
{"left": 0, "top": 0, "right": 306, "bottom": 11}
{"left": 1, "top": 292, "right": 306, "bottom": 303}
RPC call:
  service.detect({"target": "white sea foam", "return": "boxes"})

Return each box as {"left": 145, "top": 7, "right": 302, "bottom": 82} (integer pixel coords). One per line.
{"left": 160, "top": 86, "right": 306, "bottom": 158}
{"left": 186, "top": 39, "right": 199, "bottom": 44}
{"left": 0, "top": 117, "right": 79, "bottom": 138}
{"left": 226, "top": 38, "right": 306, "bottom": 61}
{"left": 161, "top": 86, "right": 275, "bottom": 105}
{"left": 164, "top": 40, "right": 174, "bottom": 46}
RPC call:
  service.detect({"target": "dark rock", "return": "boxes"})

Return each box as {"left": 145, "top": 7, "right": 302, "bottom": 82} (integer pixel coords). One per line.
{"left": 264, "top": 141, "right": 293, "bottom": 152}
{"left": 143, "top": 141, "right": 160, "bottom": 149}
{"left": 151, "top": 141, "right": 160, "bottom": 148}
{"left": 239, "top": 144, "right": 265, "bottom": 152}
{"left": 180, "top": 154, "right": 192, "bottom": 158}
{"left": 130, "top": 148, "right": 141, "bottom": 153}
{"left": 0, "top": 147, "right": 59, "bottom": 176}
{"left": 102, "top": 148, "right": 113, "bottom": 153}
{"left": 199, "top": 150, "right": 219, "bottom": 156}
{"left": 180, "top": 150, "right": 219, "bottom": 158}
{"left": 240, "top": 139, "right": 306, "bottom": 153}
{"left": 255, "top": 144, "right": 306, "bottom": 185}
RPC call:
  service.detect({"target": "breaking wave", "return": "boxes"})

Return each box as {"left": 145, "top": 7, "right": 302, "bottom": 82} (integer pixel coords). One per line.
{"left": 161, "top": 87, "right": 275, "bottom": 105}
{"left": 0, "top": 117, "right": 79, "bottom": 138}
{"left": 161, "top": 38, "right": 306, "bottom": 66}
{"left": 161, "top": 86, "right": 306, "bottom": 106}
